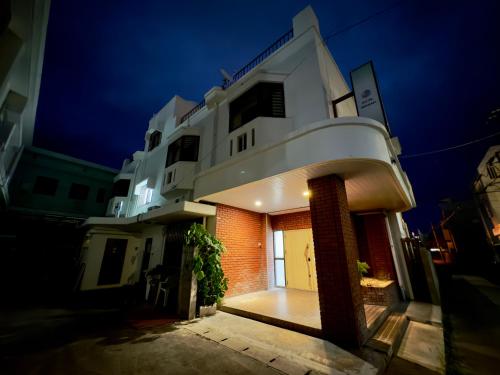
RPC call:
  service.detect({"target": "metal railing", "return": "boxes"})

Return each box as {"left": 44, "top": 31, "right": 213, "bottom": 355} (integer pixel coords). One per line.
{"left": 223, "top": 28, "right": 294, "bottom": 90}
{"left": 179, "top": 98, "right": 206, "bottom": 125}
{"left": 178, "top": 28, "right": 294, "bottom": 125}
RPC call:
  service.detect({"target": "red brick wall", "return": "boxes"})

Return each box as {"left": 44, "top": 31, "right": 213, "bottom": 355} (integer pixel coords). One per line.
{"left": 215, "top": 204, "right": 267, "bottom": 297}
{"left": 270, "top": 211, "right": 312, "bottom": 231}
{"left": 308, "top": 175, "right": 367, "bottom": 346}
{"left": 354, "top": 213, "right": 396, "bottom": 280}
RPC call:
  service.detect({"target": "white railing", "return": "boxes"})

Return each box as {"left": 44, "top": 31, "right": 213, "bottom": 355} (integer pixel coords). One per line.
{"left": 0, "top": 121, "right": 22, "bottom": 184}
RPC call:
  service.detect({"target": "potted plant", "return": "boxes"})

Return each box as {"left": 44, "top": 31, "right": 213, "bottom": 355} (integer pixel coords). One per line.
{"left": 357, "top": 260, "right": 370, "bottom": 281}
{"left": 184, "top": 223, "right": 228, "bottom": 317}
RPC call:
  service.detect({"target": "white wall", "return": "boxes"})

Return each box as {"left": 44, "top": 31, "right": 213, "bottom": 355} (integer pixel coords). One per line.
{"left": 80, "top": 229, "right": 142, "bottom": 291}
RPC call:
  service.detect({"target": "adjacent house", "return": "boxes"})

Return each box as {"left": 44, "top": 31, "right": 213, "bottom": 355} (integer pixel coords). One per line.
{"left": 473, "top": 145, "right": 500, "bottom": 262}
{"left": 0, "top": 0, "right": 51, "bottom": 207}
{"left": 79, "top": 7, "right": 416, "bottom": 346}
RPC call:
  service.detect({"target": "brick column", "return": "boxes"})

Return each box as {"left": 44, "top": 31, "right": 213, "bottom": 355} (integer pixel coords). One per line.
{"left": 308, "top": 174, "right": 367, "bottom": 347}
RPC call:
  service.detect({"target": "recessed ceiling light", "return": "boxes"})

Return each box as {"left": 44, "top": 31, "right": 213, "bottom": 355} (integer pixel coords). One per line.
{"left": 303, "top": 190, "right": 310, "bottom": 197}
{"left": 254, "top": 200, "right": 262, "bottom": 207}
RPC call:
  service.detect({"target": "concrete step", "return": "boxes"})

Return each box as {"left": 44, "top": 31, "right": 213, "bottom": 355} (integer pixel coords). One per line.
{"left": 365, "top": 312, "right": 409, "bottom": 358}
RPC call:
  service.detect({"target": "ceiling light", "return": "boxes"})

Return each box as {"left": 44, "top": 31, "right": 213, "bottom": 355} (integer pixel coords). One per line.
{"left": 254, "top": 200, "right": 262, "bottom": 207}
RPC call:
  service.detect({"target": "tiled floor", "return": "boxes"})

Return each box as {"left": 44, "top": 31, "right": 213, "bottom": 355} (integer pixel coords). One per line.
{"left": 222, "top": 288, "right": 386, "bottom": 332}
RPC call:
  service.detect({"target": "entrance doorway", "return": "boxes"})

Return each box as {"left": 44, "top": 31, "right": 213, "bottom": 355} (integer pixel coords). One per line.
{"left": 274, "top": 229, "right": 317, "bottom": 291}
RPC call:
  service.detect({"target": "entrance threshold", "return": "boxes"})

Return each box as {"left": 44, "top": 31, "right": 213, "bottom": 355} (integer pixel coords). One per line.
{"left": 220, "top": 288, "right": 388, "bottom": 338}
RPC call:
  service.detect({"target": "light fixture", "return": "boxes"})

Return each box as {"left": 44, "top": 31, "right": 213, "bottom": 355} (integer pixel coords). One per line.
{"left": 254, "top": 200, "right": 262, "bottom": 207}
{"left": 303, "top": 190, "right": 310, "bottom": 197}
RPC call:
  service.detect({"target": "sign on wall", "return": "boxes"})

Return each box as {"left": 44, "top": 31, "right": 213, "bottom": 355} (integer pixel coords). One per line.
{"left": 350, "top": 61, "right": 390, "bottom": 133}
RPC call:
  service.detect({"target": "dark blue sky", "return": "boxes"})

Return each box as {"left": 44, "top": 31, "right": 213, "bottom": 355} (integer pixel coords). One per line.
{"left": 34, "top": 0, "right": 500, "bottom": 230}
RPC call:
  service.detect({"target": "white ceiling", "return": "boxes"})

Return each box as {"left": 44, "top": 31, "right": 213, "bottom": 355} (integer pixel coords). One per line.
{"left": 197, "top": 159, "right": 410, "bottom": 215}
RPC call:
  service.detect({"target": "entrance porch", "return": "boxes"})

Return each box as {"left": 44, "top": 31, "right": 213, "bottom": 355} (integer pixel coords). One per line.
{"left": 221, "top": 288, "right": 388, "bottom": 338}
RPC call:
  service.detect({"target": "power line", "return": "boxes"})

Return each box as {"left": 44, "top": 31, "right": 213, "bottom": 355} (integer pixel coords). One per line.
{"left": 323, "top": 0, "right": 406, "bottom": 41}
{"left": 400, "top": 131, "right": 500, "bottom": 159}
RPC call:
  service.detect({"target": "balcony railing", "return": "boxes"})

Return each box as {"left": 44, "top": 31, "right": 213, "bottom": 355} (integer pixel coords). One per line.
{"left": 179, "top": 99, "right": 206, "bottom": 125}
{"left": 178, "top": 28, "right": 294, "bottom": 125}
{"left": 223, "top": 29, "right": 294, "bottom": 90}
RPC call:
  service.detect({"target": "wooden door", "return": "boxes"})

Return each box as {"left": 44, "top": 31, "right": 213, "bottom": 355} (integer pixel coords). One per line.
{"left": 284, "top": 229, "right": 317, "bottom": 291}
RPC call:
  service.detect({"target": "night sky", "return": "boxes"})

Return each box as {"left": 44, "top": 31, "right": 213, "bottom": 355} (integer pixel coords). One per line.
{"left": 34, "top": 0, "right": 500, "bottom": 231}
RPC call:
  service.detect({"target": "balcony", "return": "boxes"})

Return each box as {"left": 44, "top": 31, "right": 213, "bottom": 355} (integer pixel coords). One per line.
{"left": 0, "top": 120, "right": 22, "bottom": 205}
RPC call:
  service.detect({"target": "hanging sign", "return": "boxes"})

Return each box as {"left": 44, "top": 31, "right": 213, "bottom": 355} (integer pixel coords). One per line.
{"left": 350, "top": 61, "right": 389, "bottom": 132}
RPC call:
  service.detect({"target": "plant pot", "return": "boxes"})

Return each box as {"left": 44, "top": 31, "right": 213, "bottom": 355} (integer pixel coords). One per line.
{"left": 199, "top": 303, "right": 217, "bottom": 317}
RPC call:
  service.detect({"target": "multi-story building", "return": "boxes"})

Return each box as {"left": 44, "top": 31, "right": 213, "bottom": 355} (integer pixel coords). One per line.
{"left": 79, "top": 7, "right": 416, "bottom": 346}
{"left": 0, "top": 0, "right": 51, "bottom": 207}
{"left": 473, "top": 145, "right": 500, "bottom": 261}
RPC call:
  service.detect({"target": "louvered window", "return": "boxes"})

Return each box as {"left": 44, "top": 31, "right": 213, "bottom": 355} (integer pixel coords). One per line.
{"left": 148, "top": 130, "right": 162, "bottom": 151}
{"left": 166, "top": 135, "right": 200, "bottom": 167}
{"left": 229, "top": 82, "right": 285, "bottom": 133}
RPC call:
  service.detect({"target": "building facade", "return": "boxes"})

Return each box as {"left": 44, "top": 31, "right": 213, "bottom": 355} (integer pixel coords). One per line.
{"left": 79, "top": 7, "right": 416, "bottom": 346}
{"left": 473, "top": 145, "right": 500, "bottom": 261}
{"left": 0, "top": 0, "right": 51, "bottom": 207}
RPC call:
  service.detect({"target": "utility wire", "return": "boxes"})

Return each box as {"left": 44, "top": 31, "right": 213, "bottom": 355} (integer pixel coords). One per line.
{"left": 400, "top": 131, "right": 500, "bottom": 159}
{"left": 323, "top": 0, "right": 406, "bottom": 41}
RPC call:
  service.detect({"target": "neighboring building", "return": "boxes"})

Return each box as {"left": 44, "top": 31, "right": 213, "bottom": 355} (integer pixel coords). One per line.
{"left": 8, "top": 146, "right": 118, "bottom": 218}
{"left": 0, "top": 0, "right": 51, "bottom": 207}
{"left": 0, "top": 146, "right": 117, "bottom": 303}
{"left": 473, "top": 145, "right": 500, "bottom": 261}
{"left": 79, "top": 7, "right": 416, "bottom": 346}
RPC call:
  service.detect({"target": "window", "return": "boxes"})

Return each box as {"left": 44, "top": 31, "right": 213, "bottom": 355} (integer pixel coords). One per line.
{"left": 96, "top": 188, "right": 106, "bottom": 203}
{"left": 273, "top": 231, "right": 286, "bottom": 287}
{"left": 167, "top": 171, "right": 173, "bottom": 184}
{"left": 148, "top": 130, "right": 162, "bottom": 151}
{"left": 135, "top": 180, "right": 153, "bottom": 206}
{"left": 230, "top": 139, "right": 233, "bottom": 156}
{"left": 69, "top": 183, "right": 90, "bottom": 200}
{"left": 237, "top": 133, "right": 247, "bottom": 152}
{"left": 33, "top": 176, "right": 58, "bottom": 196}
{"left": 166, "top": 135, "right": 200, "bottom": 167}
{"left": 229, "top": 82, "right": 285, "bottom": 132}
{"left": 112, "top": 179, "right": 130, "bottom": 197}
{"left": 251, "top": 128, "right": 255, "bottom": 146}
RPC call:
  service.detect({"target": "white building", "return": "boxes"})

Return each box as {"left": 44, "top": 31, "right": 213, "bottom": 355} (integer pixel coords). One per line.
{"left": 474, "top": 145, "right": 500, "bottom": 259}
{"left": 80, "top": 6, "right": 416, "bottom": 346}
{"left": 0, "top": 0, "right": 51, "bottom": 207}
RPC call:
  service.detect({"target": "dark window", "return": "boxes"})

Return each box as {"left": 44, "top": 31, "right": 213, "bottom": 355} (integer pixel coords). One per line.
{"left": 68, "top": 183, "right": 90, "bottom": 200}
{"left": 96, "top": 188, "right": 106, "bottom": 203}
{"left": 237, "top": 133, "right": 247, "bottom": 152}
{"left": 167, "top": 171, "right": 173, "bottom": 184}
{"left": 251, "top": 128, "right": 255, "bottom": 146}
{"left": 33, "top": 176, "right": 58, "bottom": 196}
{"left": 148, "top": 130, "right": 162, "bottom": 151}
{"left": 230, "top": 140, "right": 233, "bottom": 156}
{"left": 112, "top": 179, "right": 130, "bottom": 197}
{"left": 229, "top": 82, "right": 285, "bottom": 132}
{"left": 166, "top": 135, "right": 200, "bottom": 167}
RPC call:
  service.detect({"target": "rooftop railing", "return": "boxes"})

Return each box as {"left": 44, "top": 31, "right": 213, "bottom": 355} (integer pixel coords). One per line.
{"left": 179, "top": 98, "right": 206, "bottom": 124}
{"left": 222, "top": 28, "right": 294, "bottom": 90}
{"left": 178, "top": 28, "right": 294, "bottom": 125}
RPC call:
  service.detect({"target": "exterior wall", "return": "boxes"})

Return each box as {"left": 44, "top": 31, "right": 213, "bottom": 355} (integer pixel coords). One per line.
{"left": 80, "top": 229, "right": 142, "bottom": 291}
{"left": 0, "top": 0, "right": 51, "bottom": 206}
{"left": 9, "top": 147, "right": 116, "bottom": 216}
{"left": 353, "top": 213, "right": 396, "bottom": 280}
{"left": 8, "top": 146, "right": 117, "bottom": 217}
{"left": 215, "top": 204, "right": 268, "bottom": 297}
{"left": 270, "top": 210, "right": 311, "bottom": 231}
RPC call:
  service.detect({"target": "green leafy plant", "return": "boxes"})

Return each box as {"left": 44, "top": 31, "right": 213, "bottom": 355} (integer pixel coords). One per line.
{"left": 357, "top": 260, "right": 370, "bottom": 279}
{"left": 184, "top": 223, "right": 228, "bottom": 306}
